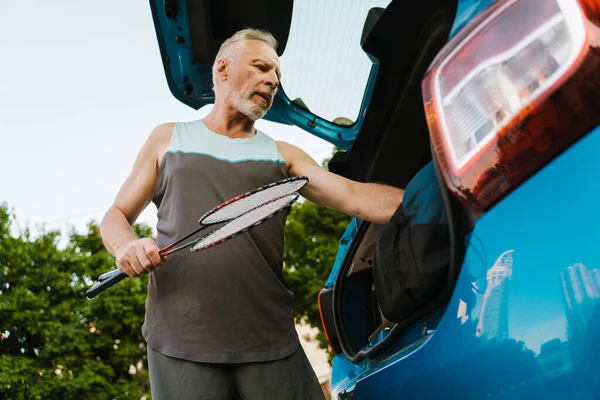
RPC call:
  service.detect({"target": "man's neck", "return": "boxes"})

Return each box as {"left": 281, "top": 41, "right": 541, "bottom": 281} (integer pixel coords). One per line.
{"left": 202, "top": 102, "right": 256, "bottom": 139}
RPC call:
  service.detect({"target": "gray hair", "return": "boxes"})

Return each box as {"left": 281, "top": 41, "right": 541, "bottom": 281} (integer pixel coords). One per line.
{"left": 212, "top": 28, "right": 278, "bottom": 87}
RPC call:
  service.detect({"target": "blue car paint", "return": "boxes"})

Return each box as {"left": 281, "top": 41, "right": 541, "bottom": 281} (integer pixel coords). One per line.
{"left": 326, "top": 218, "right": 363, "bottom": 287}
{"left": 449, "top": 0, "right": 496, "bottom": 37}
{"left": 330, "top": 123, "right": 600, "bottom": 398}
{"left": 149, "top": 1, "right": 214, "bottom": 107}
{"left": 266, "top": 66, "right": 379, "bottom": 150}
{"left": 149, "top": 0, "right": 379, "bottom": 149}
{"left": 326, "top": 0, "right": 600, "bottom": 397}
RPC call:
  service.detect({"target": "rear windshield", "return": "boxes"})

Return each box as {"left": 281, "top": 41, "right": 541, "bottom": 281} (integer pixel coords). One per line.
{"left": 279, "top": 0, "right": 392, "bottom": 125}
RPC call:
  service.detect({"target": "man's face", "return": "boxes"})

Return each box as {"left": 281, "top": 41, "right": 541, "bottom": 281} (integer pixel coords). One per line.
{"left": 225, "top": 40, "right": 281, "bottom": 121}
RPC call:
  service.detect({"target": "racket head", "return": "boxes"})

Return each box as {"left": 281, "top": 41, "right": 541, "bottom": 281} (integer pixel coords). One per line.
{"left": 198, "top": 176, "right": 308, "bottom": 225}
{"left": 191, "top": 193, "right": 299, "bottom": 252}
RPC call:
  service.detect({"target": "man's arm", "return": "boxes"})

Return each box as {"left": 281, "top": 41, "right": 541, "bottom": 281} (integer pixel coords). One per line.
{"left": 100, "top": 122, "right": 174, "bottom": 277}
{"left": 277, "top": 141, "right": 403, "bottom": 224}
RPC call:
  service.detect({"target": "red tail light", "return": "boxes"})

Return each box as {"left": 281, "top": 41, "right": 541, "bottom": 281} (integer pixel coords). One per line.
{"left": 422, "top": 0, "right": 600, "bottom": 213}
{"left": 318, "top": 288, "right": 336, "bottom": 351}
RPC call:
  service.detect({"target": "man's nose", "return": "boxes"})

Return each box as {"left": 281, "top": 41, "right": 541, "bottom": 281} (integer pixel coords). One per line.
{"left": 264, "top": 70, "right": 279, "bottom": 89}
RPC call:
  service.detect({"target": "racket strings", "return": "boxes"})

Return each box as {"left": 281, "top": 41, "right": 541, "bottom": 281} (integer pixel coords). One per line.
{"left": 87, "top": 177, "right": 307, "bottom": 299}
{"left": 192, "top": 194, "right": 298, "bottom": 251}
{"left": 201, "top": 178, "right": 306, "bottom": 224}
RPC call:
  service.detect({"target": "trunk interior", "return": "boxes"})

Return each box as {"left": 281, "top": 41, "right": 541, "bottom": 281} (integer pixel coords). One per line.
{"left": 325, "top": 0, "right": 469, "bottom": 362}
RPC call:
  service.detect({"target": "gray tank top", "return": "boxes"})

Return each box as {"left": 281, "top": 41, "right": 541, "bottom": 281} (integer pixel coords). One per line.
{"left": 142, "top": 119, "right": 299, "bottom": 363}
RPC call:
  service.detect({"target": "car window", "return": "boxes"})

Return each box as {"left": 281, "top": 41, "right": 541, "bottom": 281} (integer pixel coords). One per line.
{"left": 279, "top": 0, "right": 392, "bottom": 125}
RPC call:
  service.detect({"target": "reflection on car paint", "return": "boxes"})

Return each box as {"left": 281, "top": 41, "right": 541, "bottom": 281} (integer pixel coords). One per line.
{"left": 335, "top": 124, "right": 600, "bottom": 400}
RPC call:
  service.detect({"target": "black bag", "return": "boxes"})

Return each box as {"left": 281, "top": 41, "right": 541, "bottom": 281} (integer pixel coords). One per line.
{"left": 373, "top": 162, "right": 450, "bottom": 323}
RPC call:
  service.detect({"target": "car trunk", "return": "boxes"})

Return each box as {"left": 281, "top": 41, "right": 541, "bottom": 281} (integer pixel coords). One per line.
{"left": 322, "top": 0, "right": 472, "bottom": 363}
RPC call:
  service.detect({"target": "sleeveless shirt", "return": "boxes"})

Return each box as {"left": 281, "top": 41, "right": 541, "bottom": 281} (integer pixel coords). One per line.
{"left": 142, "top": 119, "right": 299, "bottom": 363}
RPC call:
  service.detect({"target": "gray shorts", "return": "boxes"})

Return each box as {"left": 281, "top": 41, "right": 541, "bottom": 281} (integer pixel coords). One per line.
{"left": 147, "top": 345, "right": 325, "bottom": 400}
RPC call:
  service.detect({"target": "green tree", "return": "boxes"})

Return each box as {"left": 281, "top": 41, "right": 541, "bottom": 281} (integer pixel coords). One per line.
{"left": 0, "top": 204, "right": 152, "bottom": 400}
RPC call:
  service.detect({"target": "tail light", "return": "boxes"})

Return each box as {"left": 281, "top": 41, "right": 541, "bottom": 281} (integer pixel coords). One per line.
{"left": 423, "top": 0, "right": 600, "bottom": 213}
{"left": 318, "top": 287, "right": 342, "bottom": 354}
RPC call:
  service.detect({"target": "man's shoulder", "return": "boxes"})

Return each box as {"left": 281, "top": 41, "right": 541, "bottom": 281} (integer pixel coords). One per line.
{"left": 144, "top": 122, "right": 176, "bottom": 162}
{"left": 274, "top": 140, "right": 296, "bottom": 152}
{"left": 274, "top": 141, "right": 314, "bottom": 171}
{"left": 275, "top": 140, "right": 307, "bottom": 156}
{"left": 148, "top": 122, "right": 176, "bottom": 143}
{"left": 274, "top": 140, "right": 295, "bottom": 158}
{"left": 153, "top": 122, "right": 176, "bottom": 136}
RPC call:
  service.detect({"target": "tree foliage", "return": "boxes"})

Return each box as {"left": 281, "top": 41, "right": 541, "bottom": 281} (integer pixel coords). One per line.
{"left": 283, "top": 200, "right": 350, "bottom": 352}
{"left": 0, "top": 204, "right": 153, "bottom": 400}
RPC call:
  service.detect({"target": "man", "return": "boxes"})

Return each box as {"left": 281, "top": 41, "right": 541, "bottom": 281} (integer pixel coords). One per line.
{"left": 100, "top": 28, "right": 404, "bottom": 399}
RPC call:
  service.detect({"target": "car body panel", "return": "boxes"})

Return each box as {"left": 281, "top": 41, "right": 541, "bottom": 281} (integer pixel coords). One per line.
{"left": 325, "top": 218, "right": 363, "bottom": 288}
{"left": 331, "top": 124, "right": 600, "bottom": 399}
{"left": 449, "top": 0, "right": 495, "bottom": 37}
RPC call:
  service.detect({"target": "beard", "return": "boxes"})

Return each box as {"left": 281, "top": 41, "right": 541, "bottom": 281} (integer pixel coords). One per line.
{"left": 227, "top": 85, "right": 271, "bottom": 121}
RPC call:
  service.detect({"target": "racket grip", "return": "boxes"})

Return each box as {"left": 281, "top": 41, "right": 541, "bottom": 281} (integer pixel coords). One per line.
{"left": 86, "top": 269, "right": 128, "bottom": 299}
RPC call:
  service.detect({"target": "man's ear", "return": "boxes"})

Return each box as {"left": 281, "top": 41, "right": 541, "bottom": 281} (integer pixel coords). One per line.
{"left": 216, "top": 59, "right": 228, "bottom": 82}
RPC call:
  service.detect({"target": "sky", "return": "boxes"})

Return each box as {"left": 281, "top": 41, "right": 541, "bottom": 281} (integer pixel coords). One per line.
{"left": 0, "top": 0, "right": 387, "bottom": 239}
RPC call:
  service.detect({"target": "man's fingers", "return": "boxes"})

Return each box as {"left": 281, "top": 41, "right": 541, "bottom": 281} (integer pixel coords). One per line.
{"left": 120, "top": 250, "right": 147, "bottom": 277}
{"left": 144, "top": 244, "right": 163, "bottom": 269}
{"left": 130, "top": 258, "right": 147, "bottom": 277}
{"left": 118, "top": 260, "right": 137, "bottom": 278}
{"left": 114, "top": 239, "right": 163, "bottom": 278}
{"left": 136, "top": 249, "right": 156, "bottom": 274}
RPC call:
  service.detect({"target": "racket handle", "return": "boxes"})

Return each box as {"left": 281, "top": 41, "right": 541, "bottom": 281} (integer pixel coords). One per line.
{"left": 87, "top": 246, "right": 174, "bottom": 299}
{"left": 86, "top": 269, "right": 128, "bottom": 299}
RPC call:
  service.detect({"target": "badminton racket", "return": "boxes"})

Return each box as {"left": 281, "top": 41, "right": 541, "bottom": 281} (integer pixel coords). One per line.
{"left": 86, "top": 176, "right": 307, "bottom": 299}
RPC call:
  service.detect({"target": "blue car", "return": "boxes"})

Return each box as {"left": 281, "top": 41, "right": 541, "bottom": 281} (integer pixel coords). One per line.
{"left": 149, "top": 0, "right": 600, "bottom": 398}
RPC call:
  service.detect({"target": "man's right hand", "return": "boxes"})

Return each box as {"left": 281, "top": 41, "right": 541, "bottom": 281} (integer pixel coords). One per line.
{"left": 115, "top": 238, "right": 165, "bottom": 277}
{"left": 99, "top": 123, "right": 173, "bottom": 276}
